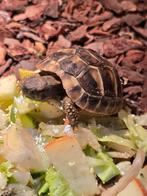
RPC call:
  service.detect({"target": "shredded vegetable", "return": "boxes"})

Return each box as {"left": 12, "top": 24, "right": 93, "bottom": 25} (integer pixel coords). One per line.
{"left": 102, "top": 149, "right": 145, "bottom": 196}
{"left": 38, "top": 167, "right": 75, "bottom": 196}
{"left": 85, "top": 146, "right": 120, "bottom": 183}
{"left": 0, "top": 75, "right": 146, "bottom": 195}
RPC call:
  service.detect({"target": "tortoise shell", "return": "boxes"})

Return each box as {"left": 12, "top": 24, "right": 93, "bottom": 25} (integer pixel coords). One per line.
{"left": 36, "top": 47, "right": 123, "bottom": 115}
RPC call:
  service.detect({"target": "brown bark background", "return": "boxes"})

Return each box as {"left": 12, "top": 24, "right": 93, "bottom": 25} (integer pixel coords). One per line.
{"left": 0, "top": 0, "right": 146, "bottom": 114}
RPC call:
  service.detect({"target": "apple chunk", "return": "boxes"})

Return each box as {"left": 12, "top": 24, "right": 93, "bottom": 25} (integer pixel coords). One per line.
{"left": 117, "top": 179, "right": 147, "bottom": 196}
{"left": 45, "top": 136, "right": 100, "bottom": 196}
{"left": 139, "top": 165, "right": 147, "bottom": 191}
{"left": 0, "top": 75, "right": 17, "bottom": 101}
{"left": 2, "top": 124, "right": 49, "bottom": 170}
{"left": 0, "top": 75, "right": 17, "bottom": 108}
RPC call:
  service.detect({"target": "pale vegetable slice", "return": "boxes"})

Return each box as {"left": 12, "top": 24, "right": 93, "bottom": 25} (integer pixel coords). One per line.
{"left": 0, "top": 109, "right": 9, "bottom": 130}
{"left": 0, "top": 75, "right": 17, "bottom": 100}
{"left": 75, "top": 127, "right": 101, "bottom": 151}
{"left": 98, "top": 135, "right": 135, "bottom": 156}
{"left": 91, "top": 124, "right": 136, "bottom": 156}
{"left": 39, "top": 123, "right": 66, "bottom": 137}
{"left": 108, "top": 151, "right": 133, "bottom": 159}
{"left": 0, "top": 172, "right": 7, "bottom": 189}
{"left": 1, "top": 124, "right": 49, "bottom": 170}
{"left": 119, "top": 109, "right": 147, "bottom": 153}
{"left": 45, "top": 136, "right": 100, "bottom": 196}
{"left": 116, "top": 161, "right": 131, "bottom": 175}
{"left": 13, "top": 96, "right": 63, "bottom": 121}
{"left": 31, "top": 100, "right": 64, "bottom": 121}
{"left": 7, "top": 184, "right": 37, "bottom": 196}
{"left": 14, "top": 95, "right": 38, "bottom": 114}
{"left": 87, "top": 151, "right": 120, "bottom": 184}
{"left": 134, "top": 113, "right": 147, "bottom": 126}
{"left": 40, "top": 123, "right": 100, "bottom": 151}
{"left": 102, "top": 150, "right": 145, "bottom": 196}
{"left": 39, "top": 100, "right": 63, "bottom": 119}
{"left": 138, "top": 165, "right": 147, "bottom": 190}
{"left": 12, "top": 170, "right": 31, "bottom": 185}
{"left": 0, "top": 75, "right": 17, "bottom": 108}
{"left": 117, "top": 179, "right": 146, "bottom": 196}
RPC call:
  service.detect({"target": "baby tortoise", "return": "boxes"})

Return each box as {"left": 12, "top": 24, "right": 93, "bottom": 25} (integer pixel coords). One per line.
{"left": 21, "top": 48, "right": 123, "bottom": 127}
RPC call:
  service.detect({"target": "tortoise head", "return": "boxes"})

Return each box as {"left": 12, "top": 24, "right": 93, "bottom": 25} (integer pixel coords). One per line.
{"left": 21, "top": 75, "right": 64, "bottom": 101}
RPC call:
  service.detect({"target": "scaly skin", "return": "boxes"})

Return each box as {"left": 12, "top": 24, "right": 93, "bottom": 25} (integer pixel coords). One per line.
{"left": 63, "top": 96, "right": 79, "bottom": 128}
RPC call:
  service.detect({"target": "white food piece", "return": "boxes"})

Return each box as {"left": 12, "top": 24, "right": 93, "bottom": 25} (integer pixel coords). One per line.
{"left": 12, "top": 170, "right": 31, "bottom": 185}
{"left": 0, "top": 75, "right": 17, "bottom": 101}
{"left": 116, "top": 161, "right": 131, "bottom": 175}
{"left": 1, "top": 124, "right": 49, "bottom": 170}
{"left": 14, "top": 96, "right": 38, "bottom": 114}
{"left": 39, "top": 100, "right": 63, "bottom": 119}
{"left": 117, "top": 179, "right": 146, "bottom": 196}
{"left": 45, "top": 135, "right": 100, "bottom": 196}
{"left": 75, "top": 127, "right": 101, "bottom": 151}
{"left": 7, "top": 184, "right": 37, "bottom": 196}
{"left": 0, "top": 172, "right": 7, "bottom": 190}
{"left": 40, "top": 124, "right": 100, "bottom": 151}
{"left": 138, "top": 165, "right": 147, "bottom": 191}
{"left": 0, "top": 109, "right": 8, "bottom": 130}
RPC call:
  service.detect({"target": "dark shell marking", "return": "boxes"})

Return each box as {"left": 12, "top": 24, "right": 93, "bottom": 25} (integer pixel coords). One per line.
{"left": 36, "top": 48, "right": 123, "bottom": 115}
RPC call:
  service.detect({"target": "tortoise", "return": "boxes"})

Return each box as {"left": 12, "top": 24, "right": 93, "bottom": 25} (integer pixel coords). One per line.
{"left": 21, "top": 47, "right": 123, "bottom": 127}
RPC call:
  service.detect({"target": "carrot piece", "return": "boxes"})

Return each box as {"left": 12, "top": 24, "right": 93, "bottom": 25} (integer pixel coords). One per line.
{"left": 44, "top": 135, "right": 74, "bottom": 149}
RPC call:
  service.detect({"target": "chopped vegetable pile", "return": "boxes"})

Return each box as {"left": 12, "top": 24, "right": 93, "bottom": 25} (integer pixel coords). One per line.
{"left": 0, "top": 74, "right": 146, "bottom": 196}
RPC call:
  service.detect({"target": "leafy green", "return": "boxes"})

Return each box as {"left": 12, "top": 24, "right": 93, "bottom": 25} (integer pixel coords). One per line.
{"left": 119, "top": 110, "right": 147, "bottom": 153}
{"left": 10, "top": 103, "right": 36, "bottom": 128}
{"left": 91, "top": 123, "right": 136, "bottom": 150}
{"left": 85, "top": 146, "right": 120, "bottom": 183}
{"left": 0, "top": 162, "right": 13, "bottom": 178}
{"left": 38, "top": 167, "right": 75, "bottom": 196}
{"left": 10, "top": 104, "right": 17, "bottom": 123}
{"left": 38, "top": 182, "right": 49, "bottom": 195}
{"left": 99, "top": 134, "right": 135, "bottom": 149}
{"left": 19, "top": 114, "right": 36, "bottom": 128}
{"left": 31, "top": 170, "right": 45, "bottom": 179}
{"left": 14, "top": 95, "right": 39, "bottom": 115}
{"left": 0, "top": 161, "right": 15, "bottom": 183}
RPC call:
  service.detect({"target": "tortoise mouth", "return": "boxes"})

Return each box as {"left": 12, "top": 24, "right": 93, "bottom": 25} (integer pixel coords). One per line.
{"left": 21, "top": 75, "right": 65, "bottom": 101}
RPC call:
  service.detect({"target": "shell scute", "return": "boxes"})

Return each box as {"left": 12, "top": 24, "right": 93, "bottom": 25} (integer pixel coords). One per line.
{"left": 85, "top": 95, "right": 101, "bottom": 112}
{"left": 67, "top": 85, "right": 83, "bottom": 102}
{"left": 100, "top": 66, "right": 116, "bottom": 97}
{"left": 76, "top": 92, "right": 89, "bottom": 109}
{"left": 77, "top": 69, "right": 101, "bottom": 96}
{"left": 76, "top": 47, "right": 100, "bottom": 65}
{"left": 59, "top": 55, "right": 87, "bottom": 77}
{"left": 36, "top": 48, "right": 123, "bottom": 115}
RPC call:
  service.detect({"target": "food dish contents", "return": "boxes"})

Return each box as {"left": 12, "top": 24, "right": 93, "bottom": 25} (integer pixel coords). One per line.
{"left": 0, "top": 74, "right": 146, "bottom": 196}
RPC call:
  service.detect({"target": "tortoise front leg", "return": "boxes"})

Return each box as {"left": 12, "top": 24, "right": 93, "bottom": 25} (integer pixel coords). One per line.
{"left": 63, "top": 96, "right": 79, "bottom": 128}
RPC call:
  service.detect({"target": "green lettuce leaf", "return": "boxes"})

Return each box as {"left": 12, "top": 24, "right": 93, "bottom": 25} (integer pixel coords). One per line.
{"left": 0, "top": 161, "right": 15, "bottom": 183}
{"left": 119, "top": 110, "right": 147, "bottom": 153}
{"left": 38, "top": 167, "right": 75, "bottom": 196}
{"left": 84, "top": 146, "right": 120, "bottom": 184}
{"left": 90, "top": 124, "right": 136, "bottom": 155}
{"left": 10, "top": 103, "right": 36, "bottom": 128}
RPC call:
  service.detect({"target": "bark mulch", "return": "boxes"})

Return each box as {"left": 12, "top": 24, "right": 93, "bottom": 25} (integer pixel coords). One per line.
{"left": 0, "top": 0, "right": 146, "bottom": 114}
